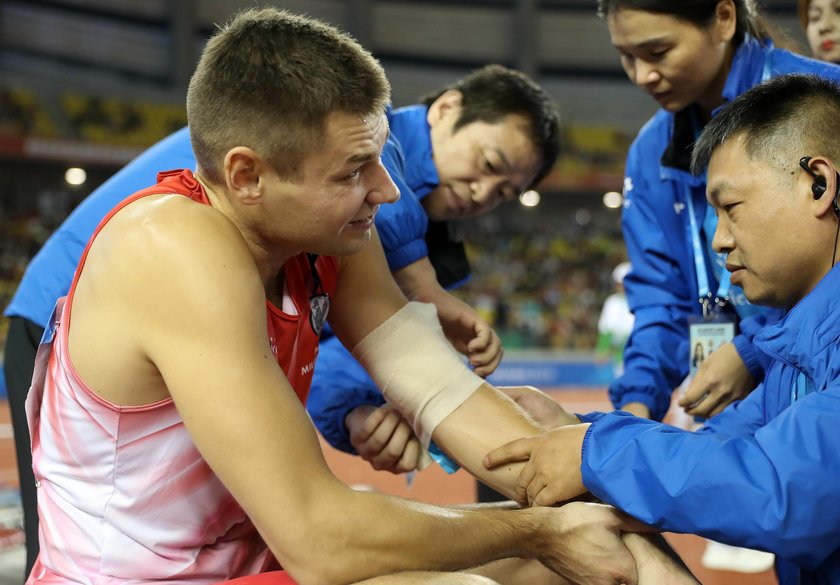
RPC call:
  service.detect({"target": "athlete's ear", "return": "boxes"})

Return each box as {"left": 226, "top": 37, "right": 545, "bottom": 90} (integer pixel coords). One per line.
{"left": 426, "top": 89, "right": 463, "bottom": 129}
{"left": 224, "top": 147, "right": 262, "bottom": 205}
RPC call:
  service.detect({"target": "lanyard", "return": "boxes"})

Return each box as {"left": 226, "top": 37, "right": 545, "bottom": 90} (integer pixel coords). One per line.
{"left": 791, "top": 372, "right": 815, "bottom": 404}
{"left": 687, "top": 53, "right": 772, "bottom": 317}
{"left": 686, "top": 186, "right": 731, "bottom": 316}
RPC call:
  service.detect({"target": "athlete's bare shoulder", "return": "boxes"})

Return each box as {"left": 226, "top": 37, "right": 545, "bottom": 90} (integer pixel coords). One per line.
{"left": 68, "top": 191, "right": 265, "bottom": 405}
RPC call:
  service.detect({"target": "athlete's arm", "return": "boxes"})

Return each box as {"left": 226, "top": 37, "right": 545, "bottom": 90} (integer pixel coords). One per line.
{"left": 329, "top": 230, "right": 545, "bottom": 496}
{"left": 75, "top": 199, "right": 591, "bottom": 585}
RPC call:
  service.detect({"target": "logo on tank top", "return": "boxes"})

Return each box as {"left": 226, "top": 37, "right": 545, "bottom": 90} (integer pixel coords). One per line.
{"left": 309, "top": 294, "right": 330, "bottom": 336}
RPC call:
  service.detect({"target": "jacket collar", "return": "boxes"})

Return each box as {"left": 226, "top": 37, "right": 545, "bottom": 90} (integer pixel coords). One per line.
{"left": 661, "top": 36, "right": 770, "bottom": 173}
{"left": 755, "top": 264, "right": 840, "bottom": 385}
{"left": 387, "top": 105, "right": 439, "bottom": 199}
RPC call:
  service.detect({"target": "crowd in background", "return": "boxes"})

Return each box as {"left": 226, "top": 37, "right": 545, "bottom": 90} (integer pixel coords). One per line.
{"left": 0, "top": 83, "right": 628, "bottom": 358}
{"left": 0, "top": 184, "right": 82, "bottom": 357}
{"left": 456, "top": 211, "right": 626, "bottom": 351}
{"left": 0, "top": 189, "right": 627, "bottom": 359}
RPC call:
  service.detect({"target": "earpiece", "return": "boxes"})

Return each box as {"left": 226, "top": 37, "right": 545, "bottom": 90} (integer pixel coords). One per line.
{"left": 799, "top": 156, "right": 840, "bottom": 219}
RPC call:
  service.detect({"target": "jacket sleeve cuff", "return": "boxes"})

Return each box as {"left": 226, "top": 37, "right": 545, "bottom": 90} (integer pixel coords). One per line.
{"left": 732, "top": 334, "right": 763, "bottom": 381}
{"left": 576, "top": 411, "right": 607, "bottom": 424}
{"left": 579, "top": 420, "right": 598, "bottom": 483}
{"left": 613, "top": 391, "right": 669, "bottom": 422}
{"left": 310, "top": 390, "right": 387, "bottom": 455}
{"left": 383, "top": 240, "right": 429, "bottom": 273}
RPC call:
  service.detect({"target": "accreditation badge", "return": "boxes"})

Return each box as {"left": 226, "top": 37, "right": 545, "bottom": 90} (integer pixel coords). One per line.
{"left": 687, "top": 313, "right": 735, "bottom": 377}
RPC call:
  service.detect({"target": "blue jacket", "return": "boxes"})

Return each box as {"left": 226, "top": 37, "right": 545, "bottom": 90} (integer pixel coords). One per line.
{"left": 612, "top": 38, "right": 840, "bottom": 420}
{"left": 5, "top": 127, "right": 196, "bottom": 327}
{"left": 307, "top": 105, "right": 470, "bottom": 453}
{"left": 580, "top": 263, "right": 840, "bottom": 585}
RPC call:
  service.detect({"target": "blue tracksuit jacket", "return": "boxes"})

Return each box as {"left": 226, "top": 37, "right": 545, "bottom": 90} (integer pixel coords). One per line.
{"left": 612, "top": 37, "right": 840, "bottom": 420}
{"left": 580, "top": 263, "right": 840, "bottom": 585}
{"left": 5, "top": 126, "right": 195, "bottom": 327}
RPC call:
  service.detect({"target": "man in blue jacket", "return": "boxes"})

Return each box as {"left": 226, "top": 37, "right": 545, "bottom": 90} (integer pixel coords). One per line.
{"left": 3, "top": 64, "right": 560, "bottom": 574}
{"left": 307, "top": 65, "right": 559, "bottom": 467}
{"left": 607, "top": 26, "right": 840, "bottom": 423}
{"left": 484, "top": 73, "right": 840, "bottom": 585}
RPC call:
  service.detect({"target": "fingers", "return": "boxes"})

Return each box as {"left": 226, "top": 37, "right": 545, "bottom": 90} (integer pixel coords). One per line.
{"left": 531, "top": 483, "right": 567, "bottom": 508}
{"left": 352, "top": 406, "right": 407, "bottom": 470}
{"left": 469, "top": 328, "right": 503, "bottom": 377}
{"left": 356, "top": 407, "right": 425, "bottom": 474}
{"left": 467, "top": 320, "right": 491, "bottom": 350}
{"left": 395, "top": 436, "right": 423, "bottom": 473}
{"left": 680, "top": 372, "right": 717, "bottom": 417}
{"left": 545, "top": 502, "right": 642, "bottom": 585}
{"left": 347, "top": 404, "right": 388, "bottom": 446}
{"left": 517, "top": 461, "right": 538, "bottom": 506}
{"left": 364, "top": 406, "right": 401, "bottom": 448}
{"left": 520, "top": 465, "right": 580, "bottom": 508}
{"left": 483, "top": 437, "right": 534, "bottom": 469}
{"left": 682, "top": 392, "right": 713, "bottom": 417}
{"left": 371, "top": 421, "right": 417, "bottom": 473}
{"left": 471, "top": 346, "right": 503, "bottom": 377}
{"left": 678, "top": 377, "right": 707, "bottom": 408}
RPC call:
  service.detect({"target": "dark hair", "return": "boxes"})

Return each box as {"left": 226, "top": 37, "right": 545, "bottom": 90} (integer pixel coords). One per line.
{"left": 421, "top": 64, "right": 561, "bottom": 189}
{"left": 798, "top": 0, "right": 812, "bottom": 30}
{"left": 691, "top": 74, "right": 840, "bottom": 174}
{"left": 187, "top": 8, "right": 390, "bottom": 184}
{"left": 596, "top": 0, "right": 779, "bottom": 48}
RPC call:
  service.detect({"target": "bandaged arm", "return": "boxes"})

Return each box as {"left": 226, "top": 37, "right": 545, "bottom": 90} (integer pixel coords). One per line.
{"left": 353, "top": 301, "right": 545, "bottom": 498}
{"left": 352, "top": 302, "right": 482, "bottom": 446}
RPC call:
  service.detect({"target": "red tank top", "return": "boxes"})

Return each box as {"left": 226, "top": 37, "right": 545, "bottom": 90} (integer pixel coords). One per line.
{"left": 96, "top": 168, "right": 338, "bottom": 403}
{"left": 25, "top": 169, "right": 337, "bottom": 584}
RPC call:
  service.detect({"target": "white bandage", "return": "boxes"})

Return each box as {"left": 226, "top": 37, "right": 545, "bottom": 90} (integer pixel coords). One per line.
{"left": 352, "top": 302, "right": 484, "bottom": 447}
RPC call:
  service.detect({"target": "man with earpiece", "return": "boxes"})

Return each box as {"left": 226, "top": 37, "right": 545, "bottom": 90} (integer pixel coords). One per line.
{"left": 483, "top": 73, "right": 840, "bottom": 585}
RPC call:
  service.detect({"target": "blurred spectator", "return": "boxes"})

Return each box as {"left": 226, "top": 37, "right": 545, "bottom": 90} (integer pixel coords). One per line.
{"left": 0, "top": 87, "right": 54, "bottom": 138}
{"left": 596, "top": 262, "right": 634, "bottom": 375}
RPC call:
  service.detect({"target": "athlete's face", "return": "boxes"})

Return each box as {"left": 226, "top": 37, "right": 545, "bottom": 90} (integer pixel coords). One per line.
{"left": 263, "top": 110, "right": 399, "bottom": 257}
{"left": 423, "top": 91, "right": 542, "bottom": 221}
{"left": 607, "top": 2, "right": 736, "bottom": 115}
{"left": 805, "top": 0, "right": 840, "bottom": 64}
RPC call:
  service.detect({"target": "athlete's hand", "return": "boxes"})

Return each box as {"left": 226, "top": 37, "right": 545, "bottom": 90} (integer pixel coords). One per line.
{"left": 535, "top": 502, "right": 651, "bottom": 585}
{"left": 345, "top": 404, "right": 424, "bottom": 474}
{"left": 679, "top": 342, "right": 756, "bottom": 418}
{"left": 497, "top": 386, "right": 579, "bottom": 430}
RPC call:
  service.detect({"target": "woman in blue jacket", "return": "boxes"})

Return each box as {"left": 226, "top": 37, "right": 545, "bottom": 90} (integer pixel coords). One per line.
{"left": 605, "top": 0, "right": 840, "bottom": 422}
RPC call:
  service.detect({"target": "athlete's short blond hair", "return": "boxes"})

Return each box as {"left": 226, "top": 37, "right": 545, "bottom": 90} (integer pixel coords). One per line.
{"left": 187, "top": 8, "right": 390, "bottom": 184}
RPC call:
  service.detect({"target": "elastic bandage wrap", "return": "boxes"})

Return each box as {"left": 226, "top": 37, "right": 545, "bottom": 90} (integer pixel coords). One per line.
{"left": 352, "top": 302, "right": 484, "bottom": 447}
